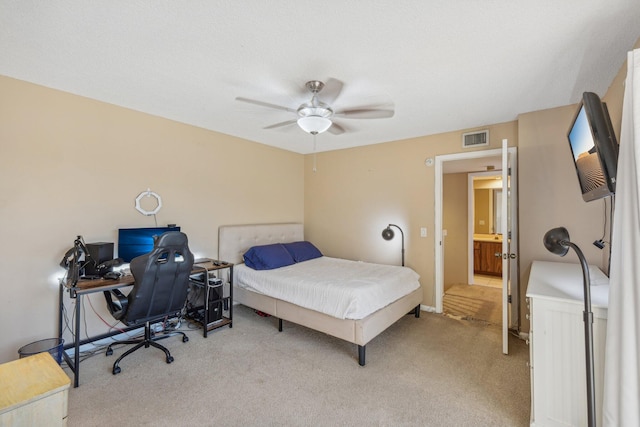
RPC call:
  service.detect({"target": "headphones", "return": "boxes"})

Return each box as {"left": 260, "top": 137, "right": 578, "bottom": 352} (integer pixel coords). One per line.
{"left": 59, "top": 246, "right": 77, "bottom": 269}
{"left": 59, "top": 236, "right": 92, "bottom": 269}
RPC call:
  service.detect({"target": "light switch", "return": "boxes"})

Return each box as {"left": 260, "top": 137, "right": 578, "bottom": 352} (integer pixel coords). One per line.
{"left": 420, "top": 227, "right": 427, "bottom": 237}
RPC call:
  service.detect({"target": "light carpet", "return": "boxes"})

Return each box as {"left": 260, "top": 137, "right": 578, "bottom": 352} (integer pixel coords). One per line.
{"left": 443, "top": 283, "right": 502, "bottom": 325}
{"left": 65, "top": 304, "right": 530, "bottom": 426}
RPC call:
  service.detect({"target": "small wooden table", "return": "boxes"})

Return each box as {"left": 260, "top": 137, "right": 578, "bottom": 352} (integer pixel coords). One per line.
{"left": 0, "top": 352, "right": 70, "bottom": 426}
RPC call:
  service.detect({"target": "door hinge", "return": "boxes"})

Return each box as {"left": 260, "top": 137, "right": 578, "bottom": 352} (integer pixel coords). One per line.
{"left": 508, "top": 295, "right": 512, "bottom": 303}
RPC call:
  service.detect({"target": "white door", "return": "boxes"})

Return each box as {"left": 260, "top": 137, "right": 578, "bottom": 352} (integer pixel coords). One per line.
{"left": 500, "top": 140, "right": 519, "bottom": 354}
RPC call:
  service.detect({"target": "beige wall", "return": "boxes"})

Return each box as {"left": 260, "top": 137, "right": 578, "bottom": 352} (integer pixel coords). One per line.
{"left": 516, "top": 45, "right": 630, "bottom": 331}
{"left": 517, "top": 105, "right": 607, "bottom": 330}
{"left": 0, "top": 76, "right": 304, "bottom": 363}
{"left": 303, "top": 121, "right": 518, "bottom": 308}
{"left": 474, "top": 189, "right": 491, "bottom": 234}
{"left": 443, "top": 173, "right": 468, "bottom": 287}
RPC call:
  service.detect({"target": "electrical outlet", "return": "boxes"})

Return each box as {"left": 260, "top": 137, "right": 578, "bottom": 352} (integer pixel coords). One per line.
{"left": 420, "top": 227, "right": 427, "bottom": 237}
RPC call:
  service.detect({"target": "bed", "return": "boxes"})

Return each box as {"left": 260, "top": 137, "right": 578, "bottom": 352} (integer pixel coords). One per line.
{"left": 218, "top": 223, "right": 423, "bottom": 365}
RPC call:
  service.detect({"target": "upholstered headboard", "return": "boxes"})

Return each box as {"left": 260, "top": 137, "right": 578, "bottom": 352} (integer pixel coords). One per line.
{"left": 218, "top": 223, "right": 304, "bottom": 265}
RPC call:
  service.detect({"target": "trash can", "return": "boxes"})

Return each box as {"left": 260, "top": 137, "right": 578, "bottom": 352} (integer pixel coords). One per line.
{"left": 18, "top": 338, "right": 65, "bottom": 364}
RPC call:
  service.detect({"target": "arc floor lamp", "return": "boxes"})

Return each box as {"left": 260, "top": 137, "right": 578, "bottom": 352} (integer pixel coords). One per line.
{"left": 543, "top": 226, "right": 596, "bottom": 427}
{"left": 382, "top": 224, "right": 405, "bottom": 266}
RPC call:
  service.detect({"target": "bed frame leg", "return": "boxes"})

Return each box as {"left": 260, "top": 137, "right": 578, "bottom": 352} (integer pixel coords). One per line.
{"left": 414, "top": 305, "right": 420, "bottom": 318}
{"left": 278, "top": 318, "right": 283, "bottom": 332}
{"left": 358, "top": 345, "right": 366, "bottom": 366}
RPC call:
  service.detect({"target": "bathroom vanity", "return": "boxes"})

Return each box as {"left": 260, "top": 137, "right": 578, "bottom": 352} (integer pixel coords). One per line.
{"left": 473, "top": 234, "right": 502, "bottom": 276}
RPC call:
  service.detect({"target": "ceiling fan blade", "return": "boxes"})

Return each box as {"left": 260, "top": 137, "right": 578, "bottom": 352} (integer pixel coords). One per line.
{"left": 320, "top": 78, "right": 344, "bottom": 105}
{"left": 327, "top": 122, "right": 346, "bottom": 135}
{"left": 334, "top": 106, "right": 395, "bottom": 119}
{"left": 235, "top": 97, "right": 297, "bottom": 113}
{"left": 263, "top": 119, "right": 297, "bottom": 130}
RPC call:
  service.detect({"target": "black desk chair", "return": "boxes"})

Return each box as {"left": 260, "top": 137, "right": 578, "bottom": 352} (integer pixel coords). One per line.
{"left": 103, "top": 231, "right": 194, "bottom": 374}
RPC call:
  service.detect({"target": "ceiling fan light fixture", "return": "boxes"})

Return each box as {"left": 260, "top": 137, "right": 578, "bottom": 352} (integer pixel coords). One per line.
{"left": 297, "top": 116, "right": 332, "bottom": 134}
{"left": 235, "top": 79, "right": 394, "bottom": 137}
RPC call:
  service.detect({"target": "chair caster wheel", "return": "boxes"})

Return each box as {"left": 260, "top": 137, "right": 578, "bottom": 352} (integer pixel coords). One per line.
{"left": 112, "top": 366, "right": 121, "bottom": 375}
{"left": 106, "top": 348, "right": 113, "bottom": 356}
{"left": 166, "top": 356, "right": 174, "bottom": 364}
{"left": 182, "top": 336, "right": 189, "bottom": 343}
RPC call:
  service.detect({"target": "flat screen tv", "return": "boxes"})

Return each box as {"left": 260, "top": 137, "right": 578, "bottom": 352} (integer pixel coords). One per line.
{"left": 567, "top": 92, "right": 619, "bottom": 202}
{"left": 118, "top": 226, "right": 180, "bottom": 262}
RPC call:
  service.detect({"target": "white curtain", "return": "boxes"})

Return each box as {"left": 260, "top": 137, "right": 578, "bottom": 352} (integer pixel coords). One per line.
{"left": 603, "top": 49, "right": 640, "bottom": 426}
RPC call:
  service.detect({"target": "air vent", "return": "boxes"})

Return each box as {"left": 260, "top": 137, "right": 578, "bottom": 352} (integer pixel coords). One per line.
{"left": 462, "top": 130, "right": 489, "bottom": 148}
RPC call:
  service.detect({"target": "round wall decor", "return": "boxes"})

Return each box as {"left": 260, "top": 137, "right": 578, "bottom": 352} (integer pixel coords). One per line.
{"left": 135, "top": 189, "right": 162, "bottom": 216}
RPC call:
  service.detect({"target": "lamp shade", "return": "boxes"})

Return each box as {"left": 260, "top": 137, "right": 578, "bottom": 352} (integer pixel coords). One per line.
{"left": 297, "top": 116, "right": 332, "bottom": 134}
{"left": 543, "top": 227, "right": 570, "bottom": 256}
{"left": 382, "top": 227, "right": 395, "bottom": 240}
{"left": 381, "top": 224, "right": 404, "bottom": 266}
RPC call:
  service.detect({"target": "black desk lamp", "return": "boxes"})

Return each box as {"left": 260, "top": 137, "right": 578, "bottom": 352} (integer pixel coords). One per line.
{"left": 382, "top": 224, "right": 404, "bottom": 266}
{"left": 543, "top": 226, "right": 596, "bottom": 427}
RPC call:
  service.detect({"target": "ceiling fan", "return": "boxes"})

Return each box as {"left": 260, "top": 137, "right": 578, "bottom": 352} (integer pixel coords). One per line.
{"left": 235, "top": 79, "right": 394, "bottom": 135}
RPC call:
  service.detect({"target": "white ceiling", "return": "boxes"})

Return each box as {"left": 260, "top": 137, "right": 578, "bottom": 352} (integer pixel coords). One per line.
{"left": 1, "top": 1, "right": 639, "bottom": 154}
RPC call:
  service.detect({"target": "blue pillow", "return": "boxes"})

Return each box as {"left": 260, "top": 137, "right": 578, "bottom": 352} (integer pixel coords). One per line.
{"left": 283, "top": 241, "right": 323, "bottom": 263}
{"left": 243, "top": 243, "right": 295, "bottom": 270}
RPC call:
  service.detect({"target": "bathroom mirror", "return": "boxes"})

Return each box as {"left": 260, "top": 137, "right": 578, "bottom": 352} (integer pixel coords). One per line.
{"left": 473, "top": 177, "right": 503, "bottom": 235}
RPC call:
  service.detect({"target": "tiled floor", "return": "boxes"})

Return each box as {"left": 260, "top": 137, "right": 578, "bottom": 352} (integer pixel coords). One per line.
{"left": 473, "top": 274, "right": 502, "bottom": 288}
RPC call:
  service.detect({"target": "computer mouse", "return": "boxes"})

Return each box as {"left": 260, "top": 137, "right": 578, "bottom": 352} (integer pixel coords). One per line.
{"left": 103, "top": 271, "right": 122, "bottom": 280}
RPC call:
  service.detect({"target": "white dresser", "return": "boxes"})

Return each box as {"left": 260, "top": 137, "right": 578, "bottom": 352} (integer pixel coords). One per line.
{"left": 526, "top": 261, "right": 609, "bottom": 427}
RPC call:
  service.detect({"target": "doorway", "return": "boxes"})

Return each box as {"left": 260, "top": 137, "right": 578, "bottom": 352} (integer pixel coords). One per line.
{"left": 434, "top": 144, "right": 519, "bottom": 354}
{"left": 468, "top": 171, "right": 504, "bottom": 289}
{"left": 442, "top": 169, "right": 503, "bottom": 325}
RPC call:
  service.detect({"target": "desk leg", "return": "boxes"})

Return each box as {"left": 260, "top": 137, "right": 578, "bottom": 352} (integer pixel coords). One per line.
{"left": 58, "top": 283, "right": 64, "bottom": 343}
{"left": 204, "top": 284, "right": 209, "bottom": 338}
{"left": 229, "top": 266, "right": 233, "bottom": 328}
{"left": 73, "top": 294, "right": 81, "bottom": 388}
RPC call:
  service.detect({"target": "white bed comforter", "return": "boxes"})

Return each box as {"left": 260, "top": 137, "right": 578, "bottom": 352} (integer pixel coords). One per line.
{"left": 234, "top": 256, "right": 420, "bottom": 320}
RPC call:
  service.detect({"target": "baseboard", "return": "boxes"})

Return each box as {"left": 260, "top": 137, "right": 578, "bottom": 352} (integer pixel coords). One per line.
{"left": 420, "top": 304, "right": 436, "bottom": 313}
{"left": 65, "top": 326, "right": 145, "bottom": 357}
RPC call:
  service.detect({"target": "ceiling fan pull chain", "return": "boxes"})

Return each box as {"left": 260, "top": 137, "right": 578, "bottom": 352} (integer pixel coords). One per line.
{"left": 313, "top": 133, "right": 318, "bottom": 172}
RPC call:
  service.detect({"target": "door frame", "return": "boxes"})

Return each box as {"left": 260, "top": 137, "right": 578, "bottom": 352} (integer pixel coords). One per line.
{"left": 434, "top": 147, "right": 519, "bottom": 325}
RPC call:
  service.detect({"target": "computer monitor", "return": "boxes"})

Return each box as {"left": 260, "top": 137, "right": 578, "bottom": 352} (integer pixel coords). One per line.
{"left": 117, "top": 226, "right": 180, "bottom": 262}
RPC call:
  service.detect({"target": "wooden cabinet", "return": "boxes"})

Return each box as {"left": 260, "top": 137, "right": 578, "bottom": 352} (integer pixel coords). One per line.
{"left": 0, "top": 352, "right": 70, "bottom": 426}
{"left": 526, "top": 261, "right": 609, "bottom": 427}
{"left": 473, "top": 240, "right": 502, "bottom": 276}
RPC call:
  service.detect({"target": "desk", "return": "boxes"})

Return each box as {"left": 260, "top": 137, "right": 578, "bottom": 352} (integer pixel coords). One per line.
{"left": 58, "top": 274, "right": 135, "bottom": 388}
{"left": 58, "top": 259, "right": 231, "bottom": 388}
